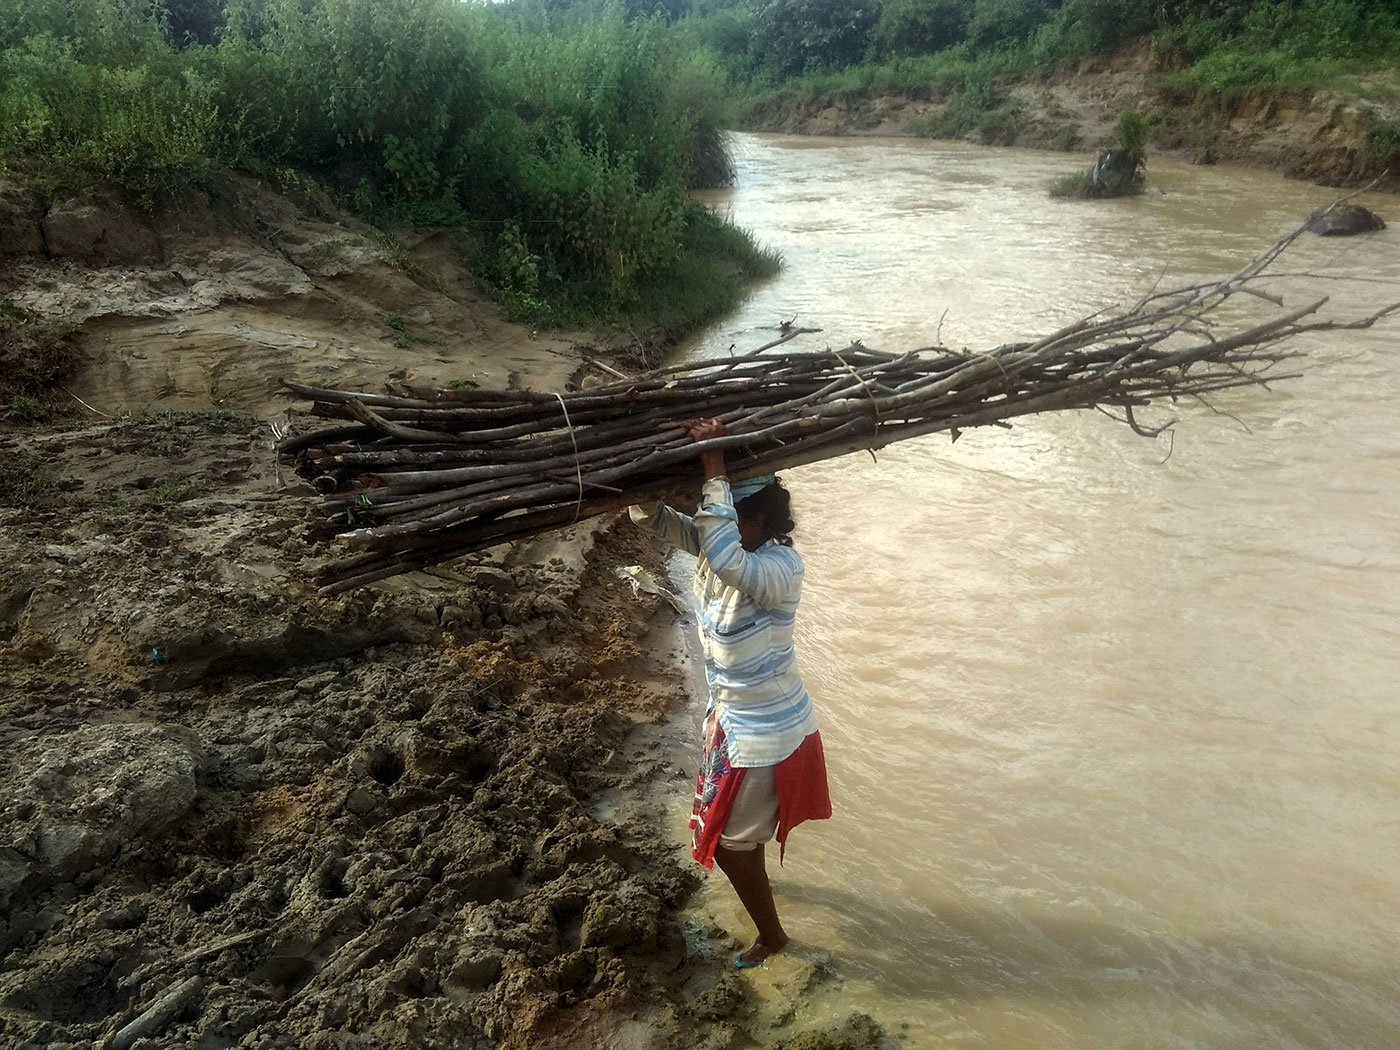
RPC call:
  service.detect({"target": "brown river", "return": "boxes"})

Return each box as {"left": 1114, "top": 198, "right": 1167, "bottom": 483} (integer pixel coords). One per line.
{"left": 672, "top": 134, "right": 1400, "bottom": 1048}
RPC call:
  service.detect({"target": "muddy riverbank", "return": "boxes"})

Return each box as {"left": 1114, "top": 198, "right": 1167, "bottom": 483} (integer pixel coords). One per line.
{"left": 0, "top": 179, "right": 889, "bottom": 1048}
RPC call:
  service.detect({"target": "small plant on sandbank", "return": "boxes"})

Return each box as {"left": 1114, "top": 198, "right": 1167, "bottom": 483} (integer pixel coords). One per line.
{"left": 1050, "top": 110, "right": 1149, "bottom": 200}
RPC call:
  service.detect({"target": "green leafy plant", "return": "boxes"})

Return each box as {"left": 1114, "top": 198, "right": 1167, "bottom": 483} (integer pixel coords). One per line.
{"left": 153, "top": 476, "right": 203, "bottom": 503}
{"left": 0, "top": 0, "right": 767, "bottom": 335}
{"left": 1050, "top": 108, "right": 1148, "bottom": 198}
{"left": 1114, "top": 109, "right": 1149, "bottom": 161}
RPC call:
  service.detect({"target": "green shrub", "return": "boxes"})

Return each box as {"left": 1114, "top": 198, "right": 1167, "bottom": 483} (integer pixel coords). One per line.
{"left": 872, "top": 0, "right": 968, "bottom": 58}
{"left": 1048, "top": 163, "right": 1145, "bottom": 199}
{"left": 1157, "top": 45, "right": 1349, "bottom": 97}
{"left": 670, "top": 48, "right": 738, "bottom": 188}
{"left": 1025, "top": 0, "right": 1157, "bottom": 67}
{"left": 1049, "top": 108, "right": 1147, "bottom": 198}
{"left": 1114, "top": 109, "right": 1149, "bottom": 160}
{"left": 1152, "top": 1, "right": 1400, "bottom": 95}
{"left": 967, "top": 0, "right": 1050, "bottom": 49}
{"left": 1048, "top": 170, "right": 1100, "bottom": 199}
{"left": 753, "top": 0, "right": 880, "bottom": 78}
{"left": 735, "top": 0, "right": 1400, "bottom": 114}
{"left": 0, "top": 0, "right": 762, "bottom": 334}
{"left": 1151, "top": 13, "right": 1229, "bottom": 67}
{"left": 1237, "top": 0, "right": 1392, "bottom": 61}
{"left": 906, "top": 63, "right": 1025, "bottom": 142}
{"left": 619, "top": 203, "right": 783, "bottom": 340}
{"left": 0, "top": 33, "right": 219, "bottom": 202}
{"left": 477, "top": 219, "right": 550, "bottom": 322}
{"left": 453, "top": 6, "right": 751, "bottom": 317}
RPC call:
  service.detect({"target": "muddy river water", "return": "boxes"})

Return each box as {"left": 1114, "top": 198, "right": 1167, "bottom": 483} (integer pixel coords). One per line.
{"left": 672, "top": 134, "right": 1400, "bottom": 1047}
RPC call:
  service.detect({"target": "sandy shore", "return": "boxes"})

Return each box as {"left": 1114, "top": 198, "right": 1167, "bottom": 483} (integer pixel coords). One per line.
{"left": 0, "top": 177, "right": 888, "bottom": 1048}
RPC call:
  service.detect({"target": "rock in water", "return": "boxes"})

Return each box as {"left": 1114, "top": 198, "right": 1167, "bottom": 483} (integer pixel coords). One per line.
{"left": 1307, "top": 204, "right": 1387, "bottom": 236}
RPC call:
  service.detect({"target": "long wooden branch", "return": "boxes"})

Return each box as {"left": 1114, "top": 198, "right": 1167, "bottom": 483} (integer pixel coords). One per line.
{"left": 276, "top": 210, "right": 1397, "bottom": 594}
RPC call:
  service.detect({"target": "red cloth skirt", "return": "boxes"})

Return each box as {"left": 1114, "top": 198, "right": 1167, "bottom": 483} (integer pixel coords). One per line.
{"left": 689, "top": 711, "right": 832, "bottom": 869}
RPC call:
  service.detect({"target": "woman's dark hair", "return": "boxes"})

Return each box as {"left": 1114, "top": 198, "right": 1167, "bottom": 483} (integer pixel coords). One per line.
{"left": 735, "top": 482, "right": 796, "bottom": 547}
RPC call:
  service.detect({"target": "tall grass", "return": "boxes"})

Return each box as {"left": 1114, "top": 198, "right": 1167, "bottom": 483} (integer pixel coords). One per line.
{"left": 619, "top": 204, "right": 782, "bottom": 340}
{"left": 0, "top": 0, "right": 768, "bottom": 333}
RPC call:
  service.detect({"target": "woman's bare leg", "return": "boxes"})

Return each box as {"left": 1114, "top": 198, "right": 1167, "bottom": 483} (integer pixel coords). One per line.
{"left": 714, "top": 843, "right": 789, "bottom": 963}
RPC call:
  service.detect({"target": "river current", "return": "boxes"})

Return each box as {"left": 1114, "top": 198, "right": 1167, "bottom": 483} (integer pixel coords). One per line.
{"left": 673, "top": 133, "right": 1400, "bottom": 1048}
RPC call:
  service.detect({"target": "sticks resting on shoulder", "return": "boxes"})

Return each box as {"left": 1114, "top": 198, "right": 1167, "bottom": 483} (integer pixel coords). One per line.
{"left": 277, "top": 206, "right": 1399, "bottom": 594}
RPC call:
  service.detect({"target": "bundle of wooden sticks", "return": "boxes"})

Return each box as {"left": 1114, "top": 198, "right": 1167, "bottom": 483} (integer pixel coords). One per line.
{"left": 279, "top": 213, "right": 1397, "bottom": 596}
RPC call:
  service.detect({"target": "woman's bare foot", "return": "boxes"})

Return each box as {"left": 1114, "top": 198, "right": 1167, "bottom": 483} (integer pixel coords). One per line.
{"left": 737, "top": 933, "right": 790, "bottom": 966}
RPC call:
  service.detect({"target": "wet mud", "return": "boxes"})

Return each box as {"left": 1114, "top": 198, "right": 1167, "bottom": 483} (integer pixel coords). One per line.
{"left": 0, "top": 414, "right": 887, "bottom": 1049}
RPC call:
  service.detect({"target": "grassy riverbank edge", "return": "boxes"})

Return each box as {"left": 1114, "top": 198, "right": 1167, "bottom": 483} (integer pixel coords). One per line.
{"left": 737, "top": 52, "right": 1400, "bottom": 192}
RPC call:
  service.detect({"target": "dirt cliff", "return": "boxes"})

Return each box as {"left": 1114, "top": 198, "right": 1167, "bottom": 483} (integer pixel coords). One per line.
{"left": 0, "top": 174, "right": 587, "bottom": 415}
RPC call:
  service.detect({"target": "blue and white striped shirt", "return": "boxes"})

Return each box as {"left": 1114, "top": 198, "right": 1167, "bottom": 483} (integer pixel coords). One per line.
{"left": 630, "top": 478, "right": 819, "bottom": 768}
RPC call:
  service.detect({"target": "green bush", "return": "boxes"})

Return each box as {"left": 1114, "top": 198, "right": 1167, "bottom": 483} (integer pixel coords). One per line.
{"left": 1048, "top": 163, "right": 1144, "bottom": 199}
{"left": 1049, "top": 107, "right": 1147, "bottom": 198}
{"left": 669, "top": 48, "right": 738, "bottom": 187}
{"left": 0, "top": 0, "right": 765, "bottom": 332}
{"left": 615, "top": 202, "right": 783, "bottom": 340}
{"left": 1151, "top": 13, "right": 1230, "bottom": 67}
{"left": 1236, "top": 0, "right": 1396, "bottom": 60}
{"left": 901, "top": 58, "right": 1025, "bottom": 142}
{"left": 1153, "top": 0, "right": 1400, "bottom": 95}
{"left": 872, "top": 0, "right": 968, "bottom": 57}
{"left": 1048, "top": 170, "right": 1099, "bottom": 198}
{"left": 753, "top": 0, "right": 880, "bottom": 78}
{"left": 1156, "top": 46, "right": 1346, "bottom": 96}
{"left": 730, "top": 0, "right": 1400, "bottom": 115}
{"left": 966, "top": 0, "right": 1050, "bottom": 48}
{"left": 1025, "top": 0, "right": 1157, "bottom": 67}
{"left": 1114, "top": 109, "right": 1149, "bottom": 160}
{"left": 0, "top": 32, "right": 219, "bottom": 202}
{"left": 677, "top": 5, "right": 762, "bottom": 82}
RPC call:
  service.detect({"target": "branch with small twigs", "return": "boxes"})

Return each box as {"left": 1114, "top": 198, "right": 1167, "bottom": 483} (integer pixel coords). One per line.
{"left": 277, "top": 203, "right": 1399, "bottom": 595}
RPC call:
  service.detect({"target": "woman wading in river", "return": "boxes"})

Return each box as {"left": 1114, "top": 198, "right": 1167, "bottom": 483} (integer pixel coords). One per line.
{"left": 630, "top": 417, "right": 831, "bottom": 968}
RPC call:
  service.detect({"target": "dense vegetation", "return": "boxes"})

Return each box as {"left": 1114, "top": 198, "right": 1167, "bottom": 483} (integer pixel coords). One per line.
{"left": 653, "top": 0, "right": 1400, "bottom": 89}
{"left": 0, "top": 0, "right": 777, "bottom": 335}
{"left": 654, "top": 0, "right": 1400, "bottom": 160}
